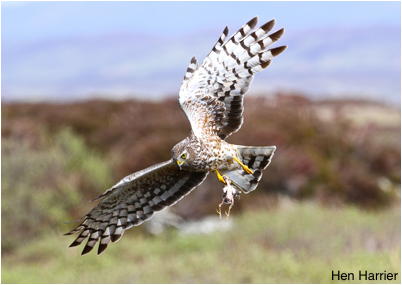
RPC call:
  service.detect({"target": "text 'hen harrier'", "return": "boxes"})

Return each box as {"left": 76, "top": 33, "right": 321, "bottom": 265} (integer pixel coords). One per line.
{"left": 66, "top": 17, "right": 286, "bottom": 255}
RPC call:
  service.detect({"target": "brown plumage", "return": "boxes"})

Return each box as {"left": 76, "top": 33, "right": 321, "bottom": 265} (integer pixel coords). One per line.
{"left": 66, "top": 17, "right": 285, "bottom": 255}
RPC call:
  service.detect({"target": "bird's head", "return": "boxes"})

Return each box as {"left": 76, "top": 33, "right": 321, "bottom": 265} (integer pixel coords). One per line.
{"left": 171, "top": 138, "right": 198, "bottom": 170}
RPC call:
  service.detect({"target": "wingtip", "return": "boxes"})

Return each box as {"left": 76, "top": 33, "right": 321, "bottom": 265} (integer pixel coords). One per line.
{"left": 69, "top": 240, "right": 81, "bottom": 248}
{"left": 64, "top": 226, "right": 80, "bottom": 236}
{"left": 97, "top": 243, "right": 108, "bottom": 255}
{"left": 261, "top": 19, "right": 275, "bottom": 32}
{"left": 81, "top": 244, "right": 94, "bottom": 255}
{"left": 261, "top": 60, "right": 272, "bottom": 69}
{"left": 110, "top": 234, "right": 121, "bottom": 243}
{"left": 248, "top": 16, "right": 258, "bottom": 29}
{"left": 271, "top": 45, "right": 287, "bottom": 56}
{"left": 269, "top": 28, "right": 285, "bottom": 41}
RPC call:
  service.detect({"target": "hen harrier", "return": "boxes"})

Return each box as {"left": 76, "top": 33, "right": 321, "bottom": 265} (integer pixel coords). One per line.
{"left": 66, "top": 17, "right": 286, "bottom": 255}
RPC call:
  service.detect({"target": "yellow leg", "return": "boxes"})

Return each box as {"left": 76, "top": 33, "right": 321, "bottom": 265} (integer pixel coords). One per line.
{"left": 215, "top": 170, "right": 226, "bottom": 184}
{"left": 225, "top": 202, "right": 234, "bottom": 217}
{"left": 233, "top": 156, "right": 254, "bottom": 174}
{"left": 216, "top": 202, "right": 223, "bottom": 219}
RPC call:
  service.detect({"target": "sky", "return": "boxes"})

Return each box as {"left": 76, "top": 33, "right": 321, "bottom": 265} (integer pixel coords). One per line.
{"left": 2, "top": 1, "right": 401, "bottom": 103}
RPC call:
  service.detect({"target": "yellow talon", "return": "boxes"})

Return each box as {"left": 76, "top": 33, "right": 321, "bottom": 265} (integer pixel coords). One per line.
{"left": 233, "top": 156, "right": 254, "bottom": 174}
{"left": 215, "top": 170, "right": 226, "bottom": 184}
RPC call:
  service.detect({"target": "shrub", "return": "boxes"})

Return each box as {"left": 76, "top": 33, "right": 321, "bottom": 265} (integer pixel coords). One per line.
{"left": 2, "top": 128, "right": 112, "bottom": 252}
{"left": 2, "top": 95, "right": 400, "bottom": 221}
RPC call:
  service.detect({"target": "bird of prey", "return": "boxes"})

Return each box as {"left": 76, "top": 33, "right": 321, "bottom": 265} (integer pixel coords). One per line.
{"left": 66, "top": 17, "right": 286, "bottom": 255}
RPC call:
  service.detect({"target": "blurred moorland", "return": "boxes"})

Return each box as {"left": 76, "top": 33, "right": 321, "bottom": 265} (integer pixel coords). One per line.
{"left": 2, "top": 92, "right": 401, "bottom": 283}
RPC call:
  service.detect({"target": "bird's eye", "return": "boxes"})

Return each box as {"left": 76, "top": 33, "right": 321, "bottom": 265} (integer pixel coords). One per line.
{"left": 181, "top": 153, "right": 187, "bottom": 159}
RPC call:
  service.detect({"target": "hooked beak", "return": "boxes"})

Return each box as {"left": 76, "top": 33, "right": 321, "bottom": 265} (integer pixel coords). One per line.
{"left": 176, "top": 159, "right": 184, "bottom": 169}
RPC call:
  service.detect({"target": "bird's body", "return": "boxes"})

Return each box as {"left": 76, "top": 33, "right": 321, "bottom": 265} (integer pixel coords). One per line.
{"left": 172, "top": 134, "right": 238, "bottom": 172}
{"left": 66, "top": 17, "right": 286, "bottom": 255}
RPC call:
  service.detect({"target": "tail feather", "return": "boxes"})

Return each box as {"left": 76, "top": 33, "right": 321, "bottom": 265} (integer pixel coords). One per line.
{"left": 222, "top": 145, "right": 276, "bottom": 193}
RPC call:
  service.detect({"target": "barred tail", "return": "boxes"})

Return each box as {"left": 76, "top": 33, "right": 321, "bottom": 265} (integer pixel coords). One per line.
{"left": 222, "top": 145, "right": 276, "bottom": 193}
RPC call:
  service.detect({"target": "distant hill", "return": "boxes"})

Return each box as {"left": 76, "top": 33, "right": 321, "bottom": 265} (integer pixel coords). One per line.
{"left": 2, "top": 25, "right": 400, "bottom": 103}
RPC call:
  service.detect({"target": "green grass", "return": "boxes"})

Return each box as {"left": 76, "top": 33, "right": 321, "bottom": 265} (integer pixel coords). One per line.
{"left": 2, "top": 202, "right": 400, "bottom": 283}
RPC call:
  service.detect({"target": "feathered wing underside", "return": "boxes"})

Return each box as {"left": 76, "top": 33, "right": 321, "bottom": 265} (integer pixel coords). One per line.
{"left": 179, "top": 17, "right": 286, "bottom": 139}
{"left": 65, "top": 160, "right": 208, "bottom": 255}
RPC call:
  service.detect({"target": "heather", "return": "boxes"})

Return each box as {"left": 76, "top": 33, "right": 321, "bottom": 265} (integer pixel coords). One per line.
{"left": 2, "top": 93, "right": 400, "bottom": 283}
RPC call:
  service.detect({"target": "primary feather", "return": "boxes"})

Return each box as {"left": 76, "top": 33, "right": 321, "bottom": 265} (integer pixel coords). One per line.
{"left": 66, "top": 17, "right": 285, "bottom": 255}
{"left": 65, "top": 160, "right": 207, "bottom": 255}
{"left": 179, "top": 16, "right": 286, "bottom": 139}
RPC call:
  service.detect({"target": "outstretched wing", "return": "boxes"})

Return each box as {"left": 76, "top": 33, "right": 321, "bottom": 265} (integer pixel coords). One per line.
{"left": 179, "top": 17, "right": 286, "bottom": 139}
{"left": 65, "top": 160, "right": 208, "bottom": 255}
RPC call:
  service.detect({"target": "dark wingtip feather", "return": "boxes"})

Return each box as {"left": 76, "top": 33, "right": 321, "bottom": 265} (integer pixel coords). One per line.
{"left": 64, "top": 224, "right": 83, "bottom": 235}
{"left": 261, "top": 60, "right": 271, "bottom": 69}
{"left": 223, "top": 26, "right": 229, "bottom": 36}
{"left": 247, "top": 17, "right": 258, "bottom": 29}
{"left": 98, "top": 243, "right": 108, "bottom": 255}
{"left": 81, "top": 244, "right": 94, "bottom": 255}
{"left": 69, "top": 240, "right": 82, "bottom": 247}
{"left": 271, "top": 45, "right": 287, "bottom": 56}
{"left": 190, "top": 56, "right": 197, "bottom": 64}
{"left": 261, "top": 19, "right": 275, "bottom": 32}
{"left": 110, "top": 234, "right": 121, "bottom": 242}
{"left": 269, "top": 28, "right": 284, "bottom": 41}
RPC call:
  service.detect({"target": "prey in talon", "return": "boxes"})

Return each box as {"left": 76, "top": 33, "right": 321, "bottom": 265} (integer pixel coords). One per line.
{"left": 66, "top": 17, "right": 283, "bottom": 255}
{"left": 217, "top": 177, "right": 240, "bottom": 217}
